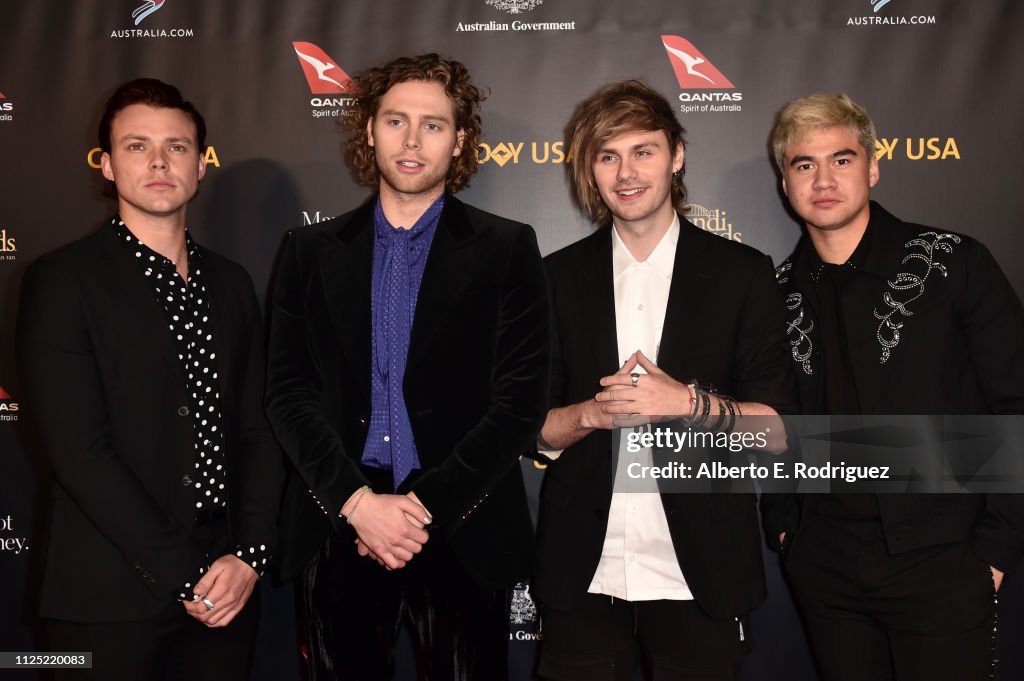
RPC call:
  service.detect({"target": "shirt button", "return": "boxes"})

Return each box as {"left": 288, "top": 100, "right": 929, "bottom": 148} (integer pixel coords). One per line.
{"left": 383, "top": 435, "right": 391, "bottom": 442}
{"left": 630, "top": 506, "right": 637, "bottom": 514}
{"left": 637, "top": 304, "right": 644, "bottom": 311}
{"left": 181, "top": 475, "right": 193, "bottom": 487}
{"left": 629, "top": 555, "right": 636, "bottom": 563}
{"left": 178, "top": 406, "right": 190, "bottom": 417}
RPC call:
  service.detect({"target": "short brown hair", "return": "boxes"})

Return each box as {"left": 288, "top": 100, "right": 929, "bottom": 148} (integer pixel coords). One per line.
{"left": 342, "top": 53, "right": 485, "bottom": 193}
{"left": 770, "top": 93, "right": 876, "bottom": 173}
{"left": 566, "top": 80, "right": 687, "bottom": 223}
{"left": 99, "top": 78, "right": 206, "bottom": 153}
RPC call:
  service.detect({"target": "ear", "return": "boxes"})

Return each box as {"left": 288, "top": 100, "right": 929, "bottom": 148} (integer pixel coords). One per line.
{"left": 453, "top": 128, "right": 465, "bottom": 158}
{"left": 672, "top": 141, "right": 684, "bottom": 174}
{"left": 100, "top": 151, "right": 115, "bottom": 182}
{"left": 366, "top": 116, "right": 375, "bottom": 148}
{"left": 868, "top": 154, "right": 879, "bottom": 189}
{"left": 197, "top": 149, "right": 207, "bottom": 181}
{"left": 781, "top": 176, "right": 789, "bottom": 197}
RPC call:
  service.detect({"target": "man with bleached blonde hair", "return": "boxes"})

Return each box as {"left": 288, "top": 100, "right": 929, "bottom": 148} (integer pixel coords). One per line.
{"left": 765, "top": 92, "right": 1024, "bottom": 681}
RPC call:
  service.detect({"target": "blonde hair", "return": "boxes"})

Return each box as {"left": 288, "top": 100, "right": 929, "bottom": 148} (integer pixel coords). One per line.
{"left": 770, "top": 93, "right": 876, "bottom": 172}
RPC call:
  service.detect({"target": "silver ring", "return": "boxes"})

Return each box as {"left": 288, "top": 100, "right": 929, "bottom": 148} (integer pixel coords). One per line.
{"left": 630, "top": 372, "right": 640, "bottom": 386}
{"left": 202, "top": 598, "right": 215, "bottom": 611}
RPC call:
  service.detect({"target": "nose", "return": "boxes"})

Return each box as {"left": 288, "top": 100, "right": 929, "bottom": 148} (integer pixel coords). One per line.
{"left": 403, "top": 127, "right": 421, "bottom": 150}
{"left": 616, "top": 157, "right": 636, "bottom": 183}
{"left": 812, "top": 164, "right": 836, "bottom": 190}
{"left": 149, "top": 148, "right": 169, "bottom": 170}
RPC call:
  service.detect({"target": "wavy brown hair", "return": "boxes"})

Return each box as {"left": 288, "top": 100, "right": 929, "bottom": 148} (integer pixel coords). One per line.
{"left": 342, "top": 53, "right": 485, "bottom": 193}
{"left": 566, "top": 80, "right": 687, "bottom": 224}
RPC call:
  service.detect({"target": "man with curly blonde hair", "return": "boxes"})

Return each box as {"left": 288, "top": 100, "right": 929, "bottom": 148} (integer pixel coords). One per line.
{"left": 267, "top": 53, "right": 549, "bottom": 680}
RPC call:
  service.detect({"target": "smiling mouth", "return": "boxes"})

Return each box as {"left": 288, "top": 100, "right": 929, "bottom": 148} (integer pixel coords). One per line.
{"left": 398, "top": 161, "right": 424, "bottom": 168}
{"left": 617, "top": 187, "right": 647, "bottom": 197}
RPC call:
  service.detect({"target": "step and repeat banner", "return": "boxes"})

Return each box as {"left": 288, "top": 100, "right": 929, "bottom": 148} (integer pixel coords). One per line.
{"left": 1, "top": 1, "right": 1023, "bottom": 679}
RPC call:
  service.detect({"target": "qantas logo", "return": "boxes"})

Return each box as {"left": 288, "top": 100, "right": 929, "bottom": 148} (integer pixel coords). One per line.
{"left": 0, "top": 386, "right": 18, "bottom": 418}
{"left": 872, "top": 0, "right": 892, "bottom": 11}
{"left": 293, "top": 42, "right": 354, "bottom": 94}
{"left": 132, "top": 0, "right": 166, "bottom": 25}
{"left": 661, "top": 35, "right": 735, "bottom": 89}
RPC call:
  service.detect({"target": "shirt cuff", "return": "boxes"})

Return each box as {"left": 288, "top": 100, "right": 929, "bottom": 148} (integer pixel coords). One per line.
{"left": 234, "top": 543, "right": 271, "bottom": 577}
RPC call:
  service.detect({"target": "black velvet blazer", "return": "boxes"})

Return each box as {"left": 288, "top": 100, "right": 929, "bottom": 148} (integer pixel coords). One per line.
{"left": 266, "top": 195, "right": 549, "bottom": 587}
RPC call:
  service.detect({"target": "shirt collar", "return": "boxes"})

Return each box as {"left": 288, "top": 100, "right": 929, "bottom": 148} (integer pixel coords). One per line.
{"left": 373, "top": 194, "right": 446, "bottom": 243}
{"left": 109, "top": 214, "right": 201, "bottom": 267}
{"left": 611, "top": 212, "right": 680, "bottom": 279}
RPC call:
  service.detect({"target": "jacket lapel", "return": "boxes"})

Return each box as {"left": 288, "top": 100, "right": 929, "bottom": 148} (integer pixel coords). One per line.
{"left": 574, "top": 227, "right": 619, "bottom": 375}
{"left": 96, "top": 226, "right": 186, "bottom": 386}
{"left": 656, "top": 218, "right": 713, "bottom": 382}
{"left": 318, "top": 203, "right": 373, "bottom": 393}
{"left": 407, "top": 197, "right": 480, "bottom": 371}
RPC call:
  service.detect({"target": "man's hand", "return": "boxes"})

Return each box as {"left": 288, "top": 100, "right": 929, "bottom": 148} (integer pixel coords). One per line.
{"left": 354, "top": 491, "right": 433, "bottom": 570}
{"left": 537, "top": 355, "right": 643, "bottom": 451}
{"left": 182, "top": 554, "right": 258, "bottom": 627}
{"left": 595, "top": 351, "right": 689, "bottom": 421}
{"left": 991, "top": 566, "right": 1004, "bottom": 592}
{"left": 347, "top": 491, "right": 430, "bottom": 570}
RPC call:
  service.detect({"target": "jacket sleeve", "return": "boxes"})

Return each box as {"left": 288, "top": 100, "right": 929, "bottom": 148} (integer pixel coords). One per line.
{"left": 409, "top": 225, "right": 551, "bottom": 526}
{"left": 959, "top": 239, "right": 1024, "bottom": 573}
{"left": 16, "top": 256, "right": 205, "bottom": 599}
{"left": 227, "top": 269, "right": 284, "bottom": 558}
{"left": 734, "top": 255, "right": 802, "bottom": 551}
{"left": 264, "top": 230, "right": 370, "bottom": 528}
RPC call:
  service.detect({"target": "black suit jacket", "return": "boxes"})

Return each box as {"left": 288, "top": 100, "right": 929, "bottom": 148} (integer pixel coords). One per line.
{"left": 266, "top": 195, "right": 549, "bottom": 587}
{"left": 535, "top": 219, "right": 798, "bottom": 620}
{"left": 763, "top": 202, "right": 1024, "bottom": 573}
{"left": 16, "top": 224, "right": 282, "bottom": 622}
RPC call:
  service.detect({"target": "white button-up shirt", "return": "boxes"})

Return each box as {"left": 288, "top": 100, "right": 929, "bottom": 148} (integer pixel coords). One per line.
{"left": 587, "top": 214, "right": 693, "bottom": 602}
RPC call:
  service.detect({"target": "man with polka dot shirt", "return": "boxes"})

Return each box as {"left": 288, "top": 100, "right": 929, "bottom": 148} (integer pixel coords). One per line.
{"left": 16, "top": 79, "right": 281, "bottom": 681}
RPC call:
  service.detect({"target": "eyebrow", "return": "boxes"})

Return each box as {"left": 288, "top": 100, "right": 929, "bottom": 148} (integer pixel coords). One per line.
{"left": 119, "top": 134, "right": 193, "bottom": 145}
{"left": 788, "top": 148, "right": 858, "bottom": 167}
{"left": 599, "top": 140, "right": 661, "bottom": 155}
{"left": 378, "top": 109, "right": 453, "bottom": 125}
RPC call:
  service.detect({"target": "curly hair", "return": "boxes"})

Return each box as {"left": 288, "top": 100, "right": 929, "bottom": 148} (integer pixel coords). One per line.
{"left": 566, "top": 80, "right": 687, "bottom": 224}
{"left": 342, "top": 53, "right": 485, "bottom": 194}
{"left": 770, "top": 93, "right": 876, "bottom": 173}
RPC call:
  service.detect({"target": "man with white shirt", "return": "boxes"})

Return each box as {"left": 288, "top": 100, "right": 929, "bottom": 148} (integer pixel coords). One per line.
{"left": 534, "top": 80, "right": 797, "bottom": 681}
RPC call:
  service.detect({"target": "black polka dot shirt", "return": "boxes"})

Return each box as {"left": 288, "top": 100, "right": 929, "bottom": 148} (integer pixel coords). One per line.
{"left": 111, "top": 218, "right": 270, "bottom": 597}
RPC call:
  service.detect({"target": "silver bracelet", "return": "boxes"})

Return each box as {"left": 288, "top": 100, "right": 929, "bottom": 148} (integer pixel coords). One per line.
{"left": 342, "top": 485, "right": 371, "bottom": 525}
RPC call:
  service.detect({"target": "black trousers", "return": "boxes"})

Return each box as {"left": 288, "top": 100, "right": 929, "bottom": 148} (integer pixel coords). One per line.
{"left": 539, "top": 595, "right": 749, "bottom": 681}
{"left": 784, "top": 513, "right": 997, "bottom": 681}
{"left": 45, "top": 590, "right": 260, "bottom": 681}
{"left": 303, "top": 525, "right": 511, "bottom": 681}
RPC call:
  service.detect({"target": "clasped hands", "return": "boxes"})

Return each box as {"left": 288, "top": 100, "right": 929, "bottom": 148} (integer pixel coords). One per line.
{"left": 588, "top": 351, "right": 690, "bottom": 429}
{"left": 346, "top": 489, "right": 432, "bottom": 571}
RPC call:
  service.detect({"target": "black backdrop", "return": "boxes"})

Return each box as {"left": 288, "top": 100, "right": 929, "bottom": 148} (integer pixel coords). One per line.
{"left": 2, "top": 1, "right": 1023, "bottom": 679}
